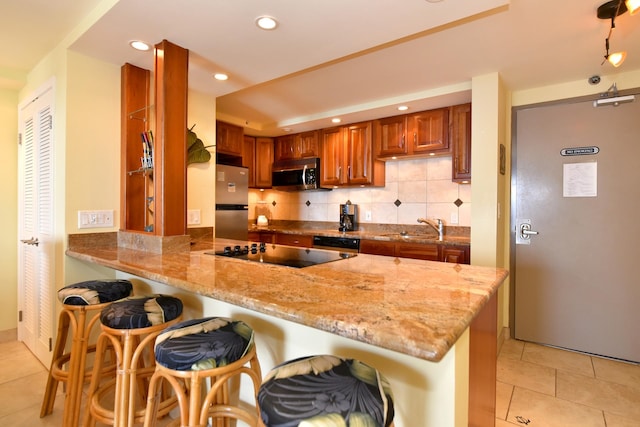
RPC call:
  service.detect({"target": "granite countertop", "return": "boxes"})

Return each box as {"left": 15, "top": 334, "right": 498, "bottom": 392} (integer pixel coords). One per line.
{"left": 249, "top": 221, "right": 471, "bottom": 247}
{"left": 66, "top": 233, "right": 504, "bottom": 362}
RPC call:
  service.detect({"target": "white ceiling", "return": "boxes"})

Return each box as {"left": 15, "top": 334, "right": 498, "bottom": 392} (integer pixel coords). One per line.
{"left": 3, "top": 0, "right": 640, "bottom": 136}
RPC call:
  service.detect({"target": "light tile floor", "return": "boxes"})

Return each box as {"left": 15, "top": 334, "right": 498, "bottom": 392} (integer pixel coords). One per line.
{"left": 497, "top": 338, "right": 640, "bottom": 427}
{"left": 1, "top": 337, "right": 639, "bottom": 426}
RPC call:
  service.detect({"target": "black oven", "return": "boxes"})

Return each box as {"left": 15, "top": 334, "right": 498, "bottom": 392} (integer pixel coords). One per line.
{"left": 312, "top": 235, "right": 360, "bottom": 253}
{"left": 272, "top": 157, "right": 323, "bottom": 191}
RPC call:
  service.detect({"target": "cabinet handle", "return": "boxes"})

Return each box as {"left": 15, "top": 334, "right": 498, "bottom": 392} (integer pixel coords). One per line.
{"left": 414, "top": 132, "right": 417, "bottom": 145}
{"left": 338, "top": 166, "right": 342, "bottom": 180}
{"left": 348, "top": 165, "right": 351, "bottom": 179}
{"left": 401, "top": 134, "right": 405, "bottom": 148}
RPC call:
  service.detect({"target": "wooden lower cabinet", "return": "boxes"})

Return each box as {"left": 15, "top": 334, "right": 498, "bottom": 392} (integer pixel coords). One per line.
{"left": 469, "top": 292, "right": 497, "bottom": 427}
{"left": 248, "top": 231, "right": 274, "bottom": 243}
{"left": 440, "top": 245, "right": 470, "bottom": 264}
{"left": 274, "top": 233, "right": 313, "bottom": 248}
{"left": 358, "top": 239, "right": 395, "bottom": 256}
{"left": 360, "top": 239, "right": 470, "bottom": 264}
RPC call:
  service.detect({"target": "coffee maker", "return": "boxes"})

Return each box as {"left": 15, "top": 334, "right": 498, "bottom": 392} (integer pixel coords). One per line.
{"left": 339, "top": 202, "right": 357, "bottom": 232}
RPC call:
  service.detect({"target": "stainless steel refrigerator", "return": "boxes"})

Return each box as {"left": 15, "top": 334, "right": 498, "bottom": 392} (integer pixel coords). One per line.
{"left": 215, "top": 164, "right": 249, "bottom": 241}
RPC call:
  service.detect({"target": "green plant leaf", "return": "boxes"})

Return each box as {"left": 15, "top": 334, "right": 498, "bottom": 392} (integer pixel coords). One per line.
{"left": 186, "top": 125, "right": 212, "bottom": 165}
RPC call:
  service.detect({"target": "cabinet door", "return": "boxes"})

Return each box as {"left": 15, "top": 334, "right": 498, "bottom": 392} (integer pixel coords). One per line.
{"left": 274, "top": 134, "right": 297, "bottom": 161}
{"left": 320, "top": 127, "right": 345, "bottom": 187}
{"left": 243, "top": 136, "right": 256, "bottom": 188}
{"left": 255, "top": 137, "right": 273, "bottom": 188}
{"left": 216, "top": 121, "right": 244, "bottom": 156}
{"left": 346, "top": 121, "right": 373, "bottom": 185}
{"left": 395, "top": 242, "right": 439, "bottom": 261}
{"left": 376, "top": 116, "right": 408, "bottom": 157}
{"left": 408, "top": 108, "right": 449, "bottom": 153}
{"left": 298, "top": 130, "right": 319, "bottom": 158}
{"left": 359, "top": 240, "right": 396, "bottom": 256}
{"left": 451, "top": 103, "right": 472, "bottom": 183}
{"left": 274, "top": 233, "right": 313, "bottom": 247}
{"left": 440, "top": 245, "right": 470, "bottom": 264}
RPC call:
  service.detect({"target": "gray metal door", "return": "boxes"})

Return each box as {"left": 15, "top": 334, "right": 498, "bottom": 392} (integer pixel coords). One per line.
{"left": 512, "top": 91, "right": 640, "bottom": 362}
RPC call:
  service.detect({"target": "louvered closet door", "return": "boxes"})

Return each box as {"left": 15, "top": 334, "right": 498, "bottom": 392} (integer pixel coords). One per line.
{"left": 18, "top": 82, "right": 55, "bottom": 365}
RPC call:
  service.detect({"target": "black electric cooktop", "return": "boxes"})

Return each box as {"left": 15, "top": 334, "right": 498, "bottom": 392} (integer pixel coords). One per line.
{"left": 207, "top": 242, "right": 356, "bottom": 268}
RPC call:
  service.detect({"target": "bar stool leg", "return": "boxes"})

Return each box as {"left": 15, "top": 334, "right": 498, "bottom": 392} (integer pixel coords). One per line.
{"left": 40, "top": 309, "right": 71, "bottom": 417}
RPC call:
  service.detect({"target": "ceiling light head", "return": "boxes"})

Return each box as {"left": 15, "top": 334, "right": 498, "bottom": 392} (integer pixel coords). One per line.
{"left": 626, "top": 0, "right": 640, "bottom": 14}
{"left": 256, "top": 15, "right": 278, "bottom": 30}
{"left": 397, "top": 105, "right": 409, "bottom": 111}
{"left": 213, "top": 73, "right": 229, "bottom": 81}
{"left": 331, "top": 118, "right": 341, "bottom": 124}
{"left": 607, "top": 50, "right": 627, "bottom": 66}
{"left": 597, "top": 0, "right": 630, "bottom": 19}
{"left": 129, "top": 40, "right": 150, "bottom": 51}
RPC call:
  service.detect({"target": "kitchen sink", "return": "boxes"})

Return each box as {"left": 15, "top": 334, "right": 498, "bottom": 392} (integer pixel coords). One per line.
{"left": 380, "top": 232, "right": 438, "bottom": 240}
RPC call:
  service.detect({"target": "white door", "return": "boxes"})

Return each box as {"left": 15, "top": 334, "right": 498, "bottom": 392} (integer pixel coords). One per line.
{"left": 18, "top": 82, "right": 56, "bottom": 365}
{"left": 512, "top": 91, "right": 640, "bottom": 363}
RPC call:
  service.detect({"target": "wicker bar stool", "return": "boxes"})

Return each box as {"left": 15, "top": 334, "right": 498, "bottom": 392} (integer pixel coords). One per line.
{"left": 143, "top": 317, "right": 262, "bottom": 427}
{"left": 258, "top": 354, "right": 395, "bottom": 427}
{"left": 83, "top": 294, "right": 183, "bottom": 427}
{"left": 40, "top": 279, "right": 133, "bottom": 427}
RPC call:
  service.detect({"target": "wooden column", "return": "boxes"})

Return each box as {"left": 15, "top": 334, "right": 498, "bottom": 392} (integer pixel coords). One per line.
{"left": 153, "top": 39, "right": 188, "bottom": 237}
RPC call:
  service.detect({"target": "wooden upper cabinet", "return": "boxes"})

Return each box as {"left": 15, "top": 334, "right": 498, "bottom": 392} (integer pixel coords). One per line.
{"left": 243, "top": 136, "right": 256, "bottom": 188}
{"left": 274, "top": 130, "right": 319, "bottom": 162}
{"left": 319, "top": 127, "right": 344, "bottom": 187}
{"left": 375, "top": 115, "right": 407, "bottom": 157}
{"left": 450, "top": 103, "right": 472, "bottom": 183}
{"left": 216, "top": 121, "right": 244, "bottom": 156}
{"left": 346, "top": 121, "right": 373, "bottom": 185}
{"left": 320, "top": 122, "right": 384, "bottom": 187}
{"left": 254, "top": 137, "right": 273, "bottom": 188}
{"left": 274, "top": 134, "right": 296, "bottom": 161}
{"left": 407, "top": 108, "right": 449, "bottom": 154}
{"left": 298, "top": 130, "right": 319, "bottom": 158}
{"left": 244, "top": 135, "right": 273, "bottom": 189}
{"left": 374, "top": 107, "right": 449, "bottom": 159}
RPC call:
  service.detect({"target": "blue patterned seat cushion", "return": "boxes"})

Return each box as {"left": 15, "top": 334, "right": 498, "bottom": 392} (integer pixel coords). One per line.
{"left": 58, "top": 279, "right": 133, "bottom": 306}
{"left": 154, "top": 317, "right": 254, "bottom": 371}
{"left": 258, "top": 355, "right": 395, "bottom": 427}
{"left": 100, "top": 295, "right": 182, "bottom": 329}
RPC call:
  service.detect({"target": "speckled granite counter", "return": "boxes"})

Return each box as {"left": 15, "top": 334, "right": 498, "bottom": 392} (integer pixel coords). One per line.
{"left": 249, "top": 220, "right": 471, "bottom": 247}
{"left": 66, "top": 232, "right": 505, "bottom": 363}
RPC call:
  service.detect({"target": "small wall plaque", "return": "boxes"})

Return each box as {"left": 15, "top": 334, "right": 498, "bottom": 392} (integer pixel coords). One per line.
{"left": 560, "top": 146, "right": 599, "bottom": 156}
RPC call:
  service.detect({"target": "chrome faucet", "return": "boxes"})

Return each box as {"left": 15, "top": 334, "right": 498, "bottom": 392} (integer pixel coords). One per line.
{"left": 417, "top": 217, "right": 443, "bottom": 241}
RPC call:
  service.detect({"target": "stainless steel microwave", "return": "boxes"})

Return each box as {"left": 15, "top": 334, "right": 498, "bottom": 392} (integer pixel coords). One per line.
{"left": 271, "top": 157, "right": 324, "bottom": 191}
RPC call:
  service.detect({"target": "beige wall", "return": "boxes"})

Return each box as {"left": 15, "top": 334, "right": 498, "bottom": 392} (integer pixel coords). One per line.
{"left": 0, "top": 88, "right": 18, "bottom": 330}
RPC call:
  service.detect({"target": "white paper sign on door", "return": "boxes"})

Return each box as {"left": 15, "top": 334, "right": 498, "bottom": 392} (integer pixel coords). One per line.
{"left": 563, "top": 162, "right": 597, "bottom": 197}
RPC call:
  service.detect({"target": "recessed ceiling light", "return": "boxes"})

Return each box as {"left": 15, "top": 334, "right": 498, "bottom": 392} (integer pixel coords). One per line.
{"left": 213, "top": 73, "right": 229, "bottom": 81}
{"left": 397, "top": 105, "right": 409, "bottom": 111}
{"left": 129, "top": 40, "right": 150, "bottom": 51}
{"left": 256, "top": 15, "right": 278, "bottom": 30}
{"left": 331, "top": 118, "right": 341, "bottom": 124}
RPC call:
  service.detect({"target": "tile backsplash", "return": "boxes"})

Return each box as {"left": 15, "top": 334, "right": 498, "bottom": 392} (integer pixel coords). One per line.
{"left": 249, "top": 156, "right": 471, "bottom": 227}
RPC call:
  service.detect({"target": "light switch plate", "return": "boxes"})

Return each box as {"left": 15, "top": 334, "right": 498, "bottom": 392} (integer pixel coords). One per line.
{"left": 450, "top": 212, "right": 459, "bottom": 224}
{"left": 187, "top": 209, "right": 201, "bottom": 225}
{"left": 78, "top": 210, "right": 114, "bottom": 229}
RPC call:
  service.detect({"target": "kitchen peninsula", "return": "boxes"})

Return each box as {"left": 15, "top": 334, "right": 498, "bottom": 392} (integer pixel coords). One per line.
{"left": 66, "top": 233, "right": 507, "bottom": 427}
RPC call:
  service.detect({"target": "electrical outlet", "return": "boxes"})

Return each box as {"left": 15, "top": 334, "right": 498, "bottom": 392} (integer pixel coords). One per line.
{"left": 450, "top": 212, "right": 459, "bottom": 224}
{"left": 78, "top": 210, "right": 114, "bottom": 229}
{"left": 365, "top": 210, "right": 372, "bottom": 221}
{"left": 187, "top": 209, "right": 201, "bottom": 225}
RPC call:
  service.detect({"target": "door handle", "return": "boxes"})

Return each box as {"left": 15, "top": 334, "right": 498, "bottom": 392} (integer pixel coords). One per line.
{"left": 20, "top": 237, "right": 39, "bottom": 246}
{"left": 520, "top": 223, "right": 539, "bottom": 237}
{"left": 516, "top": 219, "right": 539, "bottom": 245}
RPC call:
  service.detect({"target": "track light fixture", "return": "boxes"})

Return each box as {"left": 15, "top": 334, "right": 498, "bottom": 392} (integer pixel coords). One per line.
{"left": 597, "top": 0, "right": 638, "bottom": 67}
